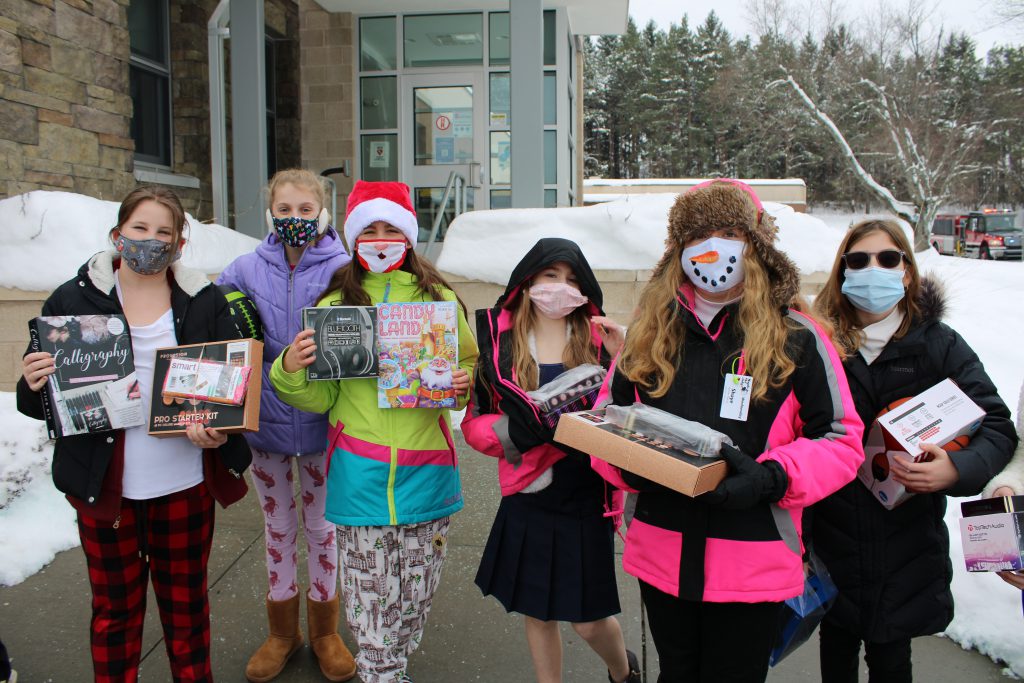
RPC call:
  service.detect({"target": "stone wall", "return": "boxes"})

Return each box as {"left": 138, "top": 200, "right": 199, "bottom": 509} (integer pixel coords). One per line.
{"left": 298, "top": 0, "right": 354, "bottom": 218}
{"left": 0, "top": 0, "right": 136, "bottom": 202}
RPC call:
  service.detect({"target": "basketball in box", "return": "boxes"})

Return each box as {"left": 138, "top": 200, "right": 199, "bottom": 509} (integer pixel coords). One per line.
{"left": 857, "top": 378, "right": 983, "bottom": 510}
{"left": 149, "top": 339, "right": 262, "bottom": 436}
{"left": 959, "top": 495, "right": 1024, "bottom": 572}
{"left": 553, "top": 409, "right": 726, "bottom": 497}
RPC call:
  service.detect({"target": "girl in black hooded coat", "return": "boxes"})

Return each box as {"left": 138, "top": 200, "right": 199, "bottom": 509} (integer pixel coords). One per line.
{"left": 811, "top": 219, "right": 1017, "bottom": 682}
{"left": 462, "top": 238, "right": 640, "bottom": 683}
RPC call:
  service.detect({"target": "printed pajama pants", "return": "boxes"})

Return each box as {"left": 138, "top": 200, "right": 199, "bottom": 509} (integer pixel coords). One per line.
{"left": 338, "top": 517, "right": 451, "bottom": 683}
{"left": 250, "top": 449, "right": 337, "bottom": 602}
{"left": 77, "top": 483, "right": 215, "bottom": 683}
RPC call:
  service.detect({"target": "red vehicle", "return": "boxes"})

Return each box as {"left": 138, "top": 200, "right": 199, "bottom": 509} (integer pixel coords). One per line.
{"left": 931, "top": 209, "right": 1023, "bottom": 260}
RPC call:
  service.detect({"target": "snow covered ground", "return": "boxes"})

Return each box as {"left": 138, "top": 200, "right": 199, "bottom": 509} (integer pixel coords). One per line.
{"left": 1, "top": 191, "right": 1022, "bottom": 675}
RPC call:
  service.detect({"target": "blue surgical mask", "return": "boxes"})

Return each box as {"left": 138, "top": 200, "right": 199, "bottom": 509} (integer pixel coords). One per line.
{"left": 841, "top": 267, "right": 906, "bottom": 314}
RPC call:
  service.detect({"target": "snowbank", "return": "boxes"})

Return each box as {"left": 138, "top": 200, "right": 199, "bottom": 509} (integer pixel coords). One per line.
{"left": 0, "top": 191, "right": 260, "bottom": 292}
{"left": 435, "top": 195, "right": 846, "bottom": 283}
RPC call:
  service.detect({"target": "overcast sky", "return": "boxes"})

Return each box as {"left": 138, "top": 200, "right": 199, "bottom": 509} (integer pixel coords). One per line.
{"left": 628, "top": 0, "right": 1022, "bottom": 57}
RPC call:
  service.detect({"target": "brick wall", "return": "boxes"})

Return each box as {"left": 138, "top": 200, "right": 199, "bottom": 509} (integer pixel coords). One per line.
{"left": 0, "top": 0, "right": 135, "bottom": 202}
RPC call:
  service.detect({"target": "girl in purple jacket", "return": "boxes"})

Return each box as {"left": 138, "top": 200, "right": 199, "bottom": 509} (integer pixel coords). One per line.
{"left": 217, "top": 169, "right": 356, "bottom": 683}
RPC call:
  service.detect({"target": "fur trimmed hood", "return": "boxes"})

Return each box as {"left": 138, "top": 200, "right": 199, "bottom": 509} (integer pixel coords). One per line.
{"left": 915, "top": 275, "right": 946, "bottom": 323}
{"left": 85, "top": 250, "right": 212, "bottom": 298}
{"left": 657, "top": 180, "right": 801, "bottom": 308}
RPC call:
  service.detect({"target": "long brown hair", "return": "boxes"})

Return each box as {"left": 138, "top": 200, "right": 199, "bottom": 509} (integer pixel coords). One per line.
{"left": 813, "top": 219, "right": 921, "bottom": 356}
{"left": 108, "top": 186, "right": 188, "bottom": 245}
{"left": 617, "top": 241, "right": 799, "bottom": 402}
{"left": 319, "top": 248, "right": 467, "bottom": 313}
{"left": 508, "top": 281, "right": 598, "bottom": 392}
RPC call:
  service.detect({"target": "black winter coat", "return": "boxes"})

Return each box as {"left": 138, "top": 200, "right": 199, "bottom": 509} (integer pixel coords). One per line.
{"left": 16, "top": 252, "right": 253, "bottom": 519}
{"left": 810, "top": 279, "right": 1017, "bottom": 643}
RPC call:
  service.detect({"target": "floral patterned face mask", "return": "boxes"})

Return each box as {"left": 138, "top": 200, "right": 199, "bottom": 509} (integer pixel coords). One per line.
{"left": 117, "top": 235, "right": 178, "bottom": 275}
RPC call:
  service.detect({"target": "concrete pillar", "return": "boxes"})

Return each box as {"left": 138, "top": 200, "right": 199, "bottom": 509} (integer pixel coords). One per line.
{"left": 230, "top": 0, "right": 268, "bottom": 238}
{"left": 510, "top": 0, "right": 544, "bottom": 208}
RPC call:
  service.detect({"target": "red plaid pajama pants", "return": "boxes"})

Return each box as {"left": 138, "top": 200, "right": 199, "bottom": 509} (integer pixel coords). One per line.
{"left": 77, "top": 483, "right": 215, "bottom": 683}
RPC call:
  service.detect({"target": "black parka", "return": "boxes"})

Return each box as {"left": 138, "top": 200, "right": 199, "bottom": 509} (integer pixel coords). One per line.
{"left": 16, "top": 252, "right": 253, "bottom": 519}
{"left": 810, "top": 279, "right": 1017, "bottom": 643}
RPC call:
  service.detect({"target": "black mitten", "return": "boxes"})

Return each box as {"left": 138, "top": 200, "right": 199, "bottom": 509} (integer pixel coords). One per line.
{"left": 700, "top": 444, "right": 788, "bottom": 510}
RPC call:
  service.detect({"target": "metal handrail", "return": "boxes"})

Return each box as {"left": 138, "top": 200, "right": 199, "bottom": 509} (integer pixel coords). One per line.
{"left": 423, "top": 170, "right": 467, "bottom": 260}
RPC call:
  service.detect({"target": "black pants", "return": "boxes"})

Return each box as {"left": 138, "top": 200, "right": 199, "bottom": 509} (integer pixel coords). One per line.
{"left": 819, "top": 619, "right": 912, "bottom": 683}
{"left": 639, "top": 580, "right": 784, "bottom": 683}
{"left": 0, "top": 635, "right": 9, "bottom": 680}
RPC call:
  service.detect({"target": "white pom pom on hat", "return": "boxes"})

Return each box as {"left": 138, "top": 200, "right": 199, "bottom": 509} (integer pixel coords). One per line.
{"left": 343, "top": 180, "right": 419, "bottom": 250}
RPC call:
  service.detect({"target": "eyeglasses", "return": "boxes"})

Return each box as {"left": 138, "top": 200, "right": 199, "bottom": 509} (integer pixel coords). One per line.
{"left": 842, "top": 249, "right": 905, "bottom": 270}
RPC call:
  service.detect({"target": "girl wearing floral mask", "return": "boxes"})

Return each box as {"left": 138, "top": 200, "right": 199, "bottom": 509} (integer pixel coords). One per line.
{"left": 462, "top": 238, "right": 639, "bottom": 683}
{"left": 811, "top": 219, "right": 1015, "bottom": 683}
{"left": 272, "top": 180, "right": 478, "bottom": 683}
{"left": 593, "top": 180, "right": 865, "bottom": 683}
{"left": 216, "top": 168, "right": 355, "bottom": 683}
{"left": 18, "top": 186, "right": 252, "bottom": 681}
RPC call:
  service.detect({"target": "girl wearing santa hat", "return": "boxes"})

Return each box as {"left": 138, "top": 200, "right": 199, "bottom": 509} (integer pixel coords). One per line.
{"left": 271, "top": 180, "right": 479, "bottom": 683}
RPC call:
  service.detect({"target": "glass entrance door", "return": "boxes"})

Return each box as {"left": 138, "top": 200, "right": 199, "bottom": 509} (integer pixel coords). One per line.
{"left": 401, "top": 72, "right": 486, "bottom": 248}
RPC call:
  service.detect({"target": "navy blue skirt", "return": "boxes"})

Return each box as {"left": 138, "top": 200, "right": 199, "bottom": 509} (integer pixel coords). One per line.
{"left": 474, "top": 452, "right": 621, "bottom": 622}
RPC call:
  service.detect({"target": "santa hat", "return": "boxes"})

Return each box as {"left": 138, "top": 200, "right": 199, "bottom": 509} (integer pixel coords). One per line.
{"left": 660, "top": 179, "right": 800, "bottom": 307}
{"left": 343, "top": 180, "right": 419, "bottom": 250}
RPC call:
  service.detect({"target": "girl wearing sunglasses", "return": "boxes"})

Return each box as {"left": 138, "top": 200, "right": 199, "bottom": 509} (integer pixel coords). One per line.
{"left": 811, "top": 219, "right": 1017, "bottom": 682}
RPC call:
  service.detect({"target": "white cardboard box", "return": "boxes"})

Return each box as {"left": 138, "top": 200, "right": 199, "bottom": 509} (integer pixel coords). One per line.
{"left": 857, "top": 378, "right": 984, "bottom": 510}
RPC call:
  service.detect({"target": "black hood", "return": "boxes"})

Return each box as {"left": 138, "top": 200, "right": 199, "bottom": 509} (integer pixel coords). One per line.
{"left": 498, "top": 238, "right": 604, "bottom": 313}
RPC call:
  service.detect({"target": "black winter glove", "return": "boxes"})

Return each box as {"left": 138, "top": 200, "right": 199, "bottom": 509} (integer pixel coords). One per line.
{"left": 700, "top": 444, "right": 788, "bottom": 510}
{"left": 620, "top": 468, "right": 657, "bottom": 492}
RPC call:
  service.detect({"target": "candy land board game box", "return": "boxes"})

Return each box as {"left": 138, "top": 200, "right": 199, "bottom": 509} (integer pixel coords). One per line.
{"left": 376, "top": 301, "right": 459, "bottom": 408}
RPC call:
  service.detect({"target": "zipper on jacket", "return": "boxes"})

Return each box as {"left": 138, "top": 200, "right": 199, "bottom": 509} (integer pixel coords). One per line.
{"left": 383, "top": 279, "right": 391, "bottom": 303}
{"left": 287, "top": 266, "right": 302, "bottom": 454}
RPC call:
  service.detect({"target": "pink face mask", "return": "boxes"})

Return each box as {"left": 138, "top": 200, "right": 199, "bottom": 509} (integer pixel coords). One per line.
{"left": 528, "top": 283, "right": 588, "bottom": 320}
{"left": 356, "top": 239, "right": 408, "bottom": 273}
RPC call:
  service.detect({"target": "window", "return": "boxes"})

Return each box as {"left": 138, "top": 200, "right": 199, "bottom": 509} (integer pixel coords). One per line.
{"left": 128, "top": 0, "right": 171, "bottom": 166}
{"left": 266, "top": 36, "right": 278, "bottom": 177}
{"left": 487, "top": 10, "right": 556, "bottom": 66}
{"left": 404, "top": 14, "right": 483, "bottom": 68}
{"left": 360, "top": 16, "right": 397, "bottom": 71}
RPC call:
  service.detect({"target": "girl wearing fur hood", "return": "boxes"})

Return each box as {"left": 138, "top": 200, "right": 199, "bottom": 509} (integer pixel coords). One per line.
{"left": 593, "top": 180, "right": 865, "bottom": 682}
{"left": 811, "top": 219, "right": 1017, "bottom": 682}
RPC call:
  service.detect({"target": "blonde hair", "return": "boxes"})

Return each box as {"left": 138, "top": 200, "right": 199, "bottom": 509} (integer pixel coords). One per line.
{"left": 509, "top": 284, "right": 598, "bottom": 392}
{"left": 267, "top": 168, "right": 326, "bottom": 211}
{"left": 814, "top": 219, "right": 921, "bottom": 356}
{"left": 618, "top": 243, "right": 799, "bottom": 403}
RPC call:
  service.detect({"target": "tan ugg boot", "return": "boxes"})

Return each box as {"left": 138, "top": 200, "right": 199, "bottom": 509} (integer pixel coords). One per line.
{"left": 307, "top": 592, "right": 357, "bottom": 682}
{"left": 245, "top": 593, "right": 304, "bottom": 683}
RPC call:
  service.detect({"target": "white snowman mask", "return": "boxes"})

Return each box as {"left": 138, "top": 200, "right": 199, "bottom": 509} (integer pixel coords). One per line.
{"left": 680, "top": 237, "right": 746, "bottom": 293}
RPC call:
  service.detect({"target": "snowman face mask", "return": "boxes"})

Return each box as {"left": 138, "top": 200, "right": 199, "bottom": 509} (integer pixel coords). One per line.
{"left": 680, "top": 237, "right": 746, "bottom": 293}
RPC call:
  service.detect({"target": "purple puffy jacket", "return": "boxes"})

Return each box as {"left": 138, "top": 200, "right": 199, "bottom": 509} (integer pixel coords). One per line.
{"left": 217, "top": 227, "right": 350, "bottom": 455}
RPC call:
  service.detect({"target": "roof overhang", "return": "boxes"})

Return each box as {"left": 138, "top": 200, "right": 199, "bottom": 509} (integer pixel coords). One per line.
{"left": 310, "top": 0, "right": 629, "bottom": 35}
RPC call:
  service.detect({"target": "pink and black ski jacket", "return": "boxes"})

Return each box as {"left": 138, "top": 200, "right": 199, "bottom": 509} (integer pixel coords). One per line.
{"left": 462, "top": 238, "right": 618, "bottom": 501}
{"left": 593, "top": 285, "right": 864, "bottom": 603}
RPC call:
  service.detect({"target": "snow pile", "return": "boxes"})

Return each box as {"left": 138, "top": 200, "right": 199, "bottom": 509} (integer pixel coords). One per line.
{"left": 0, "top": 191, "right": 260, "bottom": 292}
{"left": 436, "top": 194, "right": 846, "bottom": 283}
{"left": 0, "top": 392, "right": 79, "bottom": 586}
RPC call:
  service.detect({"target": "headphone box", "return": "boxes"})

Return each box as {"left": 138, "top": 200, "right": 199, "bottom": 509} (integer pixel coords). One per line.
{"left": 960, "top": 496, "right": 1024, "bottom": 572}
{"left": 303, "top": 306, "right": 378, "bottom": 381}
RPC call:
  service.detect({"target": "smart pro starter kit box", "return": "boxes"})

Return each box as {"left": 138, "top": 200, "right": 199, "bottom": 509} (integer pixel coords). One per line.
{"left": 959, "top": 495, "right": 1024, "bottom": 572}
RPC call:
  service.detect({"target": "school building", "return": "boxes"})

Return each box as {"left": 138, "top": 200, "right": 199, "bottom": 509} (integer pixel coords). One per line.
{"left": 0, "top": 0, "right": 630, "bottom": 243}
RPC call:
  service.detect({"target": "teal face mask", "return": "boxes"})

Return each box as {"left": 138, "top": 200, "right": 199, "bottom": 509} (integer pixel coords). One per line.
{"left": 841, "top": 267, "right": 906, "bottom": 314}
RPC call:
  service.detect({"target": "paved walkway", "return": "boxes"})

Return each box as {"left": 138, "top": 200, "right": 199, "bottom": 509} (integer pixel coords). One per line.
{"left": 1, "top": 434, "right": 1009, "bottom": 681}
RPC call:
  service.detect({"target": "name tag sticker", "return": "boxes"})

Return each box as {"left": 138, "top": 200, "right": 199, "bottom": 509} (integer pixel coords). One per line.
{"left": 720, "top": 373, "right": 752, "bottom": 421}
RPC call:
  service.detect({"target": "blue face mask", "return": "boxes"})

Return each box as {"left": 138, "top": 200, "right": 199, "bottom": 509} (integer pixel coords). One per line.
{"left": 841, "top": 267, "right": 906, "bottom": 314}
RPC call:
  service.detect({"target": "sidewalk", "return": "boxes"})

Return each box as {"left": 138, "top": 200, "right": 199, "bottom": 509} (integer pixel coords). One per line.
{"left": 1, "top": 433, "right": 1010, "bottom": 682}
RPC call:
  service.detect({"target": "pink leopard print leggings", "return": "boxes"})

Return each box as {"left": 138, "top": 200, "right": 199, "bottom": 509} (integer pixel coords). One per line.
{"left": 250, "top": 450, "right": 337, "bottom": 602}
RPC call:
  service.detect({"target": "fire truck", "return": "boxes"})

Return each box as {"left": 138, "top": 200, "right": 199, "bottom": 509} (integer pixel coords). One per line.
{"left": 930, "top": 209, "right": 1023, "bottom": 260}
